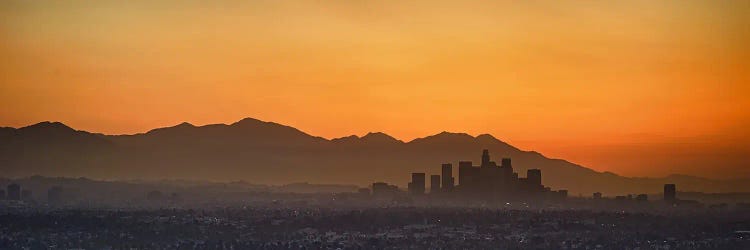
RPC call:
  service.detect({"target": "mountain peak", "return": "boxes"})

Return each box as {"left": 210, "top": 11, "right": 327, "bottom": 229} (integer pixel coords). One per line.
{"left": 331, "top": 135, "right": 360, "bottom": 143}
{"left": 228, "top": 117, "right": 323, "bottom": 142}
{"left": 231, "top": 117, "right": 297, "bottom": 131}
{"left": 408, "top": 131, "right": 474, "bottom": 144}
{"left": 175, "top": 122, "right": 195, "bottom": 128}
{"left": 361, "top": 132, "right": 402, "bottom": 144}
{"left": 330, "top": 133, "right": 402, "bottom": 145}
{"left": 432, "top": 131, "right": 475, "bottom": 140}
{"left": 21, "top": 121, "right": 74, "bottom": 132}
{"left": 146, "top": 122, "right": 196, "bottom": 134}
{"left": 231, "top": 117, "right": 295, "bottom": 130}
{"left": 441, "top": 131, "right": 472, "bottom": 136}
{"left": 233, "top": 117, "right": 264, "bottom": 125}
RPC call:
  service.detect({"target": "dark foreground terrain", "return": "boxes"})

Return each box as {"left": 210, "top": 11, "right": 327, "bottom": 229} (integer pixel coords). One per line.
{"left": 1, "top": 207, "right": 749, "bottom": 249}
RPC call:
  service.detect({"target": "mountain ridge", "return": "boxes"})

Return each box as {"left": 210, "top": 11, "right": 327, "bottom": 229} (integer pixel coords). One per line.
{"left": 1, "top": 118, "right": 749, "bottom": 195}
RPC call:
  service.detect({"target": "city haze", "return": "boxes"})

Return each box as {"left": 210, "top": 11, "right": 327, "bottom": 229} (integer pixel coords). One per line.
{"left": 2, "top": 1, "right": 750, "bottom": 179}
{"left": 2, "top": 2, "right": 750, "bottom": 249}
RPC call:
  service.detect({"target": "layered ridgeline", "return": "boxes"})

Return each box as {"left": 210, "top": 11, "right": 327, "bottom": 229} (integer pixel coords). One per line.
{"left": 1, "top": 118, "right": 748, "bottom": 195}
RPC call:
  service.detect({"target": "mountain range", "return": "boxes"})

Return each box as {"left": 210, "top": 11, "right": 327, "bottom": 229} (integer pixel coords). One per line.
{"left": 2, "top": 117, "right": 749, "bottom": 195}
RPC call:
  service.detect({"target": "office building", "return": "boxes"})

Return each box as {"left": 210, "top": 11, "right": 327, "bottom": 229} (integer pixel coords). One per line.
{"left": 441, "top": 163, "right": 454, "bottom": 192}
{"left": 664, "top": 184, "right": 677, "bottom": 202}
{"left": 481, "top": 149, "right": 491, "bottom": 166}
{"left": 430, "top": 175, "right": 440, "bottom": 193}
{"left": 458, "top": 161, "right": 475, "bottom": 187}
{"left": 527, "top": 169, "right": 542, "bottom": 187}
{"left": 411, "top": 149, "right": 567, "bottom": 201}
{"left": 408, "top": 173, "right": 426, "bottom": 195}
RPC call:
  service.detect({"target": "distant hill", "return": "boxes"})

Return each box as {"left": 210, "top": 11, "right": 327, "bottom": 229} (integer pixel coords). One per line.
{"left": 2, "top": 118, "right": 749, "bottom": 195}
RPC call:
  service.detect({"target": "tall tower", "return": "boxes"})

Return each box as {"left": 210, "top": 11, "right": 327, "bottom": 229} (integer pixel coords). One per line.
{"left": 481, "top": 149, "right": 491, "bottom": 167}
{"left": 501, "top": 158, "right": 512, "bottom": 168}
{"left": 441, "top": 164, "right": 454, "bottom": 192}
{"left": 408, "top": 173, "right": 426, "bottom": 195}
{"left": 458, "top": 161, "right": 474, "bottom": 186}
{"left": 527, "top": 169, "right": 542, "bottom": 187}
{"left": 430, "top": 175, "right": 441, "bottom": 193}
{"left": 664, "top": 184, "right": 676, "bottom": 202}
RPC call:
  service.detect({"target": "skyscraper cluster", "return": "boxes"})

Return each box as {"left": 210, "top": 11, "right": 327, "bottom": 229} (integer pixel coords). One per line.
{"left": 408, "top": 149, "right": 568, "bottom": 200}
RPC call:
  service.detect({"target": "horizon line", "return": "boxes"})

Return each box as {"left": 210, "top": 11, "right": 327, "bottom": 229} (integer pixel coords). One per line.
{"left": 3, "top": 117, "right": 509, "bottom": 144}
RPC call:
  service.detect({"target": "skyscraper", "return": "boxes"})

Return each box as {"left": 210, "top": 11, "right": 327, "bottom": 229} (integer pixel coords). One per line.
{"left": 7, "top": 183, "right": 21, "bottom": 201}
{"left": 481, "top": 149, "right": 491, "bottom": 167}
{"left": 408, "top": 173, "right": 426, "bottom": 195}
{"left": 422, "top": 150, "right": 566, "bottom": 201}
{"left": 441, "top": 163, "right": 454, "bottom": 192}
{"left": 458, "top": 161, "right": 475, "bottom": 187}
{"left": 500, "top": 158, "right": 514, "bottom": 182}
{"left": 664, "top": 184, "right": 676, "bottom": 202}
{"left": 430, "top": 175, "right": 441, "bottom": 193}
{"left": 501, "top": 158, "right": 512, "bottom": 168}
{"left": 527, "top": 169, "right": 542, "bottom": 187}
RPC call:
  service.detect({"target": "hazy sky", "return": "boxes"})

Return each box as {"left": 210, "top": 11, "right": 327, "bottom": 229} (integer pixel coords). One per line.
{"left": 2, "top": 1, "right": 749, "bottom": 178}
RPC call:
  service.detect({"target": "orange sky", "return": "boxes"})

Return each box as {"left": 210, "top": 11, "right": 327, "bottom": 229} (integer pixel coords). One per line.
{"left": 2, "top": 1, "right": 749, "bottom": 179}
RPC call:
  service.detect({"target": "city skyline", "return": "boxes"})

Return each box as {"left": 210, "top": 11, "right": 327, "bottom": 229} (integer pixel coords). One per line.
{"left": 404, "top": 149, "right": 569, "bottom": 201}
{"left": 2, "top": 2, "right": 750, "bottom": 248}
{"left": 2, "top": 1, "right": 749, "bottom": 179}
{"left": 3, "top": 117, "right": 748, "bottom": 181}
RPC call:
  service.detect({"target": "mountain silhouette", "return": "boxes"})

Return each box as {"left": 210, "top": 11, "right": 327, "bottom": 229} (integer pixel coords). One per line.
{"left": 1, "top": 118, "right": 749, "bottom": 195}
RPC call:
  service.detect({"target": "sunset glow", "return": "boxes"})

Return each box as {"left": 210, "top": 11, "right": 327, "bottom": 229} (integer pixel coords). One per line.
{"left": 2, "top": 1, "right": 749, "bottom": 178}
